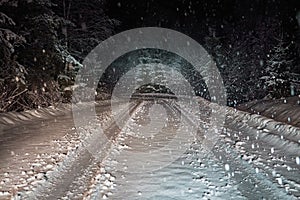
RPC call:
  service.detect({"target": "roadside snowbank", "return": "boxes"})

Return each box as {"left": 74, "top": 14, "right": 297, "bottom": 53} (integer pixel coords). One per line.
{"left": 0, "top": 104, "right": 72, "bottom": 131}
{"left": 237, "top": 96, "right": 300, "bottom": 127}
{"left": 0, "top": 100, "right": 114, "bottom": 133}
{"left": 192, "top": 97, "right": 300, "bottom": 146}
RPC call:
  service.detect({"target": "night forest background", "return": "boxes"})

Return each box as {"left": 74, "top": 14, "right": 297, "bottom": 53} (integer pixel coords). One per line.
{"left": 0, "top": 0, "right": 300, "bottom": 112}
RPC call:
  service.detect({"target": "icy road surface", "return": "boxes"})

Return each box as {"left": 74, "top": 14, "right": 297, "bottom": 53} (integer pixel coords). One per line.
{"left": 0, "top": 97, "right": 299, "bottom": 199}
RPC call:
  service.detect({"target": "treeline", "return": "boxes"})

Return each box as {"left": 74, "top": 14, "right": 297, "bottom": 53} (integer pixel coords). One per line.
{"left": 107, "top": 0, "right": 300, "bottom": 106}
{"left": 204, "top": 19, "right": 300, "bottom": 106}
{"left": 1, "top": 0, "right": 299, "bottom": 112}
{"left": 0, "top": 0, "right": 119, "bottom": 112}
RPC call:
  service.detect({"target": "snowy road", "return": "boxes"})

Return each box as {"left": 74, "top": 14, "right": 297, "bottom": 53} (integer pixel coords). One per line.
{"left": 0, "top": 96, "right": 299, "bottom": 199}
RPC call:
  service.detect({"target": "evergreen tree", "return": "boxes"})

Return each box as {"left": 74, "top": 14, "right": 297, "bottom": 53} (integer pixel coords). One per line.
{"left": 0, "top": 10, "right": 27, "bottom": 111}
{"left": 261, "top": 38, "right": 294, "bottom": 98}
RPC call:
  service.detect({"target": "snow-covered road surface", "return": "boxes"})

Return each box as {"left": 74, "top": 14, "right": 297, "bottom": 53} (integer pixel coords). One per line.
{"left": 0, "top": 97, "right": 299, "bottom": 199}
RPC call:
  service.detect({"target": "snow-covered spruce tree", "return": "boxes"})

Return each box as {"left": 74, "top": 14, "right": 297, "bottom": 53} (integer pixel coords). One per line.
{"left": 51, "top": 0, "right": 120, "bottom": 100}
{"left": 261, "top": 38, "right": 294, "bottom": 99}
{"left": 52, "top": 0, "right": 119, "bottom": 61}
{"left": 0, "top": 0, "right": 67, "bottom": 110}
{"left": 204, "top": 17, "right": 281, "bottom": 106}
{"left": 204, "top": 33, "right": 263, "bottom": 106}
{"left": 13, "top": 0, "right": 66, "bottom": 108}
{"left": 0, "top": 10, "right": 27, "bottom": 112}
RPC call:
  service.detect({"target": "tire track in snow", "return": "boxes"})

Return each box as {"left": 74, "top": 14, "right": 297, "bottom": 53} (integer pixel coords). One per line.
{"left": 17, "top": 101, "right": 142, "bottom": 199}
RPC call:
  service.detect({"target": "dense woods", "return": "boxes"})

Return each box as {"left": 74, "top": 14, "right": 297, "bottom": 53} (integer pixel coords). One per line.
{"left": 107, "top": 0, "right": 300, "bottom": 106}
{"left": 0, "top": 0, "right": 119, "bottom": 112}
{"left": 0, "top": 0, "right": 299, "bottom": 112}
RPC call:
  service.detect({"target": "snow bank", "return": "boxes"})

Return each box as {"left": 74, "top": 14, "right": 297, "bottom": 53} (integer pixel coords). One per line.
{"left": 238, "top": 96, "right": 300, "bottom": 127}
{"left": 0, "top": 104, "right": 72, "bottom": 132}
{"left": 227, "top": 108, "right": 300, "bottom": 145}
{"left": 0, "top": 100, "right": 114, "bottom": 133}
{"left": 193, "top": 97, "right": 300, "bottom": 146}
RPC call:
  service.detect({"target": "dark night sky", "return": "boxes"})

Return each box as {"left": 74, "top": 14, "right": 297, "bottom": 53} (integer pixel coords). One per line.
{"left": 106, "top": 0, "right": 300, "bottom": 43}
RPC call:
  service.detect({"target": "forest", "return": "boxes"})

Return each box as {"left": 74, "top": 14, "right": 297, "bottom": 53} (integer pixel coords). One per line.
{"left": 0, "top": 0, "right": 300, "bottom": 112}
